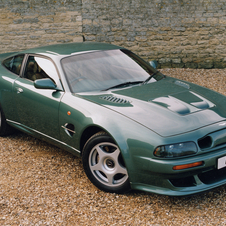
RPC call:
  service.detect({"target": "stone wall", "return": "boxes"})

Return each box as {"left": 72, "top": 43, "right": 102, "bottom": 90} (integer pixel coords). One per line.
{"left": 0, "top": 0, "right": 83, "bottom": 51}
{"left": 0, "top": 0, "right": 226, "bottom": 68}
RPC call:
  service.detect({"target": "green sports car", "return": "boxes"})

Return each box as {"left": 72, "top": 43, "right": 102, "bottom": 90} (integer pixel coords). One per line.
{"left": 0, "top": 42, "right": 226, "bottom": 196}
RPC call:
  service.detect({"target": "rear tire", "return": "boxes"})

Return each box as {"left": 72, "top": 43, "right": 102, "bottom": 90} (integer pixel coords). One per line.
{"left": 0, "top": 106, "right": 14, "bottom": 136}
{"left": 82, "top": 132, "right": 130, "bottom": 193}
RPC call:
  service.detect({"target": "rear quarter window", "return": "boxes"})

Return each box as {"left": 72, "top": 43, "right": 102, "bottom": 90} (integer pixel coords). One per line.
{"left": 3, "top": 55, "right": 24, "bottom": 75}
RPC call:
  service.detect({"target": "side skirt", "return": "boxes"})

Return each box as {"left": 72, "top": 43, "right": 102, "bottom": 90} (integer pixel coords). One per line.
{"left": 6, "top": 119, "right": 81, "bottom": 157}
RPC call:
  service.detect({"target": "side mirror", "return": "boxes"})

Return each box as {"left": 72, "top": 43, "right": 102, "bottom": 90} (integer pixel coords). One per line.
{"left": 34, "top": 78, "right": 61, "bottom": 91}
{"left": 149, "top": 60, "right": 158, "bottom": 69}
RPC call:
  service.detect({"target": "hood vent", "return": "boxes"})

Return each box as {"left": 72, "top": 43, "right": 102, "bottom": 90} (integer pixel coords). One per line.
{"left": 175, "top": 80, "right": 190, "bottom": 89}
{"left": 100, "top": 95, "right": 130, "bottom": 104}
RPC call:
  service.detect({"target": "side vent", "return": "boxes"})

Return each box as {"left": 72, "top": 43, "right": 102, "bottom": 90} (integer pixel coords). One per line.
{"left": 62, "top": 123, "right": 76, "bottom": 137}
{"left": 100, "top": 96, "right": 130, "bottom": 104}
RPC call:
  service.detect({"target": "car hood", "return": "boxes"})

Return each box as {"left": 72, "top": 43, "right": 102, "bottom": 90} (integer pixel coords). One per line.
{"left": 80, "top": 77, "right": 226, "bottom": 137}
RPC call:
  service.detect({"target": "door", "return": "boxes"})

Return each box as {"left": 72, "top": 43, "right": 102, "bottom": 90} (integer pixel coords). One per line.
{"left": 13, "top": 55, "right": 64, "bottom": 140}
{"left": 1, "top": 54, "right": 25, "bottom": 121}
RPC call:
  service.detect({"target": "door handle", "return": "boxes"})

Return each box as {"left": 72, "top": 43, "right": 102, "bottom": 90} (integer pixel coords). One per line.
{"left": 16, "top": 87, "right": 23, "bottom": 94}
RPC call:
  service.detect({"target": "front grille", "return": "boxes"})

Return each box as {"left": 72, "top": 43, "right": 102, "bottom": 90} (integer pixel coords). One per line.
{"left": 170, "top": 176, "right": 196, "bottom": 187}
{"left": 169, "top": 167, "right": 226, "bottom": 188}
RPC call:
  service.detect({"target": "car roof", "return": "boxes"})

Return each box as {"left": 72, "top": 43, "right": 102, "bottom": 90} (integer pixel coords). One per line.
{"left": 21, "top": 42, "right": 123, "bottom": 56}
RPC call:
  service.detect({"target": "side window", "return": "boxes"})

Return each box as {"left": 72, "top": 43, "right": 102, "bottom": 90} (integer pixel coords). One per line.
{"left": 24, "top": 56, "right": 59, "bottom": 83}
{"left": 3, "top": 55, "right": 24, "bottom": 75}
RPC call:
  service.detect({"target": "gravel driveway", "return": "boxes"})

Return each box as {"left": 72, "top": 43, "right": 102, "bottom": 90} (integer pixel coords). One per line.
{"left": 1, "top": 68, "right": 226, "bottom": 225}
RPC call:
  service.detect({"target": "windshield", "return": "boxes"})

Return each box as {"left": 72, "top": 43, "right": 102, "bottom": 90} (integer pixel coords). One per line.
{"left": 61, "top": 49, "right": 163, "bottom": 93}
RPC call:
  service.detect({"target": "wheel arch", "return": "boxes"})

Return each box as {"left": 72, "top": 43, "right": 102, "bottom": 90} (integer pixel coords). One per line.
{"left": 79, "top": 125, "right": 108, "bottom": 154}
{"left": 79, "top": 124, "right": 132, "bottom": 175}
{"left": 79, "top": 124, "right": 129, "bottom": 157}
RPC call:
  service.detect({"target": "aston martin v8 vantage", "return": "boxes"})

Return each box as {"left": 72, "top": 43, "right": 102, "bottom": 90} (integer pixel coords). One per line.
{"left": 0, "top": 42, "right": 226, "bottom": 196}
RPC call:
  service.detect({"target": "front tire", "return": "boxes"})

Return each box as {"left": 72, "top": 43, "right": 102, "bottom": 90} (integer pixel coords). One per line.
{"left": 82, "top": 132, "right": 130, "bottom": 193}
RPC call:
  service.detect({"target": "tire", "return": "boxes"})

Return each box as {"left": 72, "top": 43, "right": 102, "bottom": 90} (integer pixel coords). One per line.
{"left": 0, "top": 106, "right": 14, "bottom": 136}
{"left": 82, "top": 132, "right": 130, "bottom": 193}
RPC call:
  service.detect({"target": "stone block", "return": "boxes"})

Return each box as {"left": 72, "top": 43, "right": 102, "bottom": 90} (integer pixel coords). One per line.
{"left": 219, "top": 17, "right": 226, "bottom": 24}
{"left": 172, "top": 58, "right": 182, "bottom": 64}
{"left": 198, "top": 60, "right": 214, "bottom": 69}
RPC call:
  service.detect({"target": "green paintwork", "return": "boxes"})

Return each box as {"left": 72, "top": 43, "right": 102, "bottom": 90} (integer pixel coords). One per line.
{"left": 0, "top": 42, "right": 226, "bottom": 196}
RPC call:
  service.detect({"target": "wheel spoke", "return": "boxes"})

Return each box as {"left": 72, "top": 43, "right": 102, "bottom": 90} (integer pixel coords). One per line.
{"left": 108, "top": 148, "right": 127, "bottom": 175}
{"left": 90, "top": 161, "right": 102, "bottom": 171}
{"left": 95, "top": 145, "right": 106, "bottom": 159}
{"left": 105, "top": 173, "right": 114, "bottom": 185}
{"left": 114, "top": 163, "right": 127, "bottom": 175}
{"left": 108, "top": 147, "right": 120, "bottom": 161}
{"left": 90, "top": 146, "right": 105, "bottom": 171}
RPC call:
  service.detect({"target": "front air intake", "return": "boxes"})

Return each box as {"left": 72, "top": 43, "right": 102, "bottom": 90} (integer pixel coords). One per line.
{"left": 198, "top": 136, "right": 212, "bottom": 150}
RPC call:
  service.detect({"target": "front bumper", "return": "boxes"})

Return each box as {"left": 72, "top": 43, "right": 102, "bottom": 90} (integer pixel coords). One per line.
{"left": 130, "top": 146, "right": 226, "bottom": 196}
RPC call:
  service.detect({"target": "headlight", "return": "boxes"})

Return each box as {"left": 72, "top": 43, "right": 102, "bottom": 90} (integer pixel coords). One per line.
{"left": 154, "top": 142, "right": 197, "bottom": 158}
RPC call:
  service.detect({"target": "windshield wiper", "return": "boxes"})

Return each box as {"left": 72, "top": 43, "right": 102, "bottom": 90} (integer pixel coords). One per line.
{"left": 142, "top": 72, "right": 158, "bottom": 85}
{"left": 103, "top": 81, "right": 143, "bottom": 91}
